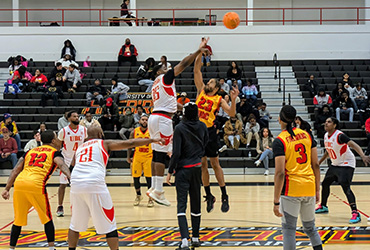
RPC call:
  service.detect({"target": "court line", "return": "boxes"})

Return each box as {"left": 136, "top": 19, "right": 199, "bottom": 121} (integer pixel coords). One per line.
{"left": 331, "top": 192, "right": 370, "bottom": 218}
{"left": 0, "top": 192, "right": 57, "bottom": 232}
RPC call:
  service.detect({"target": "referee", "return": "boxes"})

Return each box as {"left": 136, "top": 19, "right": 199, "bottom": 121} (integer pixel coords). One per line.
{"left": 166, "top": 102, "right": 208, "bottom": 250}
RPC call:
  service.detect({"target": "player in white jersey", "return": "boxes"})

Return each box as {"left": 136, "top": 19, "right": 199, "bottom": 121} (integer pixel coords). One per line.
{"left": 146, "top": 41, "right": 210, "bottom": 206}
{"left": 316, "top": 117, "right": 370, "bottom": 223}
{"left": 68, "top": 126, "right": 164, "bottom": 250}
{"left": 56, "top": 110, "right": 87, "bottom": 217}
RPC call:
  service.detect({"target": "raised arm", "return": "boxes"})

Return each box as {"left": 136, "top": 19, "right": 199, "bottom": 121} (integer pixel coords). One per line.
{"left": 194, "top": 54, "right": 205, "bottom": 96}
{"left": 2, "top": 157, "right": 25, "bottom": 200}
{"left": 105, "top": 138, "right": 163, "bottom": 151}
{"left": 219, "top": 86, "right": 239, "bottom": 117}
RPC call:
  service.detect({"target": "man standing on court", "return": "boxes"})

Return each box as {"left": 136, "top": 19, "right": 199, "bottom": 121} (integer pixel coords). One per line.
{"left": 57, "top": 110, "right": 87, "bottom": 217}
{"left": 273, "top": 105, "right": 323, "bottom": 250}
{"left": 68, "top": 126, "right": 164, "bottom": 250}
{"left": 2, "top": 130, "right": 71, "bottom": 250}
{"left": 166, "top": 103, "right": 208, "bottom": 250}
{"left": 194, "top": 39, "right": 239, "bottom": 213}
{"left": 147, "top": 40, "right": 209, "bottom": 206}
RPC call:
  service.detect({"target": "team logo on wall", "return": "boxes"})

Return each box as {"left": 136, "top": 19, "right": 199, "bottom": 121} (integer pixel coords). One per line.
{"left": 0, "top": 226, "right": 369, "bottom": 247}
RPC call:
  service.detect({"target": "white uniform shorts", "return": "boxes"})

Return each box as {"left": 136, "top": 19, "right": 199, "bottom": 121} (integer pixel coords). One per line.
{"left": 69, "top": 191, "right": 117, "bottom": 235}
{"left": 148, "top": 113, "right": 173, "bottom": 153}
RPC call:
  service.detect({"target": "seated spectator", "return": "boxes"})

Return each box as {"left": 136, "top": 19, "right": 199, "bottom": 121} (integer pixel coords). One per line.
{"left": 223, "top": 116, "right": 244, "bottom": 150}
{"left": 236, "top": 94, "right": 254, "bottom": 124}
{"left": 341, "top": 73, "right": 353, "bottom": 87}
{"left": 343, "top": 81, "right": 357, "bottom": 111}
{"left": 107, "top": 77, "right": 130, "bottom": 103}
{"left": 11, "top": 66, "right": 32, "bottom": 92}
{"left": 314, "top": 104, "right": 332, "bottom": 138}
{"left": 86, "top": 79, "right": 106, "bottom": 106}
{"left": 118, "top": 38, "right": 138, "bottom": 66}
{"left": 57, "top": 53, "right": 78, "bottom": 69}
{"left": 241, "top": 79, "right": 258, "bottom": 106}
{"left": 258, "top": 102, "right": 271, "bottom": 128}
{"left": 41, "top": 79, "right": 63, "bottom": 107}
{"left": 353, "top": 82, "right": 368, "bottom": 112}
{"left": 0, "top": 113, "right": 21, "bottom": 150}
{"left": 30, "top": 69, "right": 48, "bottom": 92}
{"left": 99, "top": 97, "right": 120, "bottom": 131}
{"left": 331, "top": 82, "right": 349, "bottom": 100}
{"left": 0, "top": 128, "right": 18, "bottom": 167}
{"left": 8, "top": 58, "right": 21, "bottom": 76}
{"left": 24, "top": 130, "right": 42, "bottom": 152}
{"left": 177, "top": 92, "right": 190, "bottom": 106}
{"left": 305, "top": 75, "right": 319, "bottom": 97}
{"left": 134, "top": 105, "right": 146, "bottom": 127}
{"left": 226, "top": 61, "right": 243, "bottom": 90}
{"left": 39, "top": 122, "right": 47, "bottom": 133}
{"left": 63, "top": 64, "right": 81, "bottom": 93}
{"left": 217, "top": 94, "right": 231, "bottom": 127}
{"left": 61, "top": 39, "right": 76, "bottom": 61}
{"left": 137, "top": 58, "right": 154, "bottom": 92}
{"left": 48, "top": 62, "right": 66, "bottom": 88}
{"left": 119, "top": 107, "right": 135, "bottom": 139}
{"left": 294, "top": 116, "right": 312, "bottom": 133}
{"left": 220, "top": 78, "right": 229, "bottom": 94}
{"left": 335, "top": 92, "right": 354, "bottom": 122}
{"left": 313, "top": 88, "right": 332, "bottom": 116}
{"left": 80, "top": 112, "right": 101, "bottom": 128}
{"left": 244, "top": 115, "right": 260, "bottom": 150}
{"left": 254, "top": 128, "right": 274, "bottom": 175}
{"left": 159, "top": 55, "right": 171, "bottom": 70}
{"left": 120, "top": 0, "right": 136, "bottom": 26}
{"left": 58, "top": 111, "right": 69, "bottom": 131}
{"left": 201, "top": 37, "right": 213, "bottom": 66}
{"left": 365, "top": 117, "right": 370, "bottom": 155}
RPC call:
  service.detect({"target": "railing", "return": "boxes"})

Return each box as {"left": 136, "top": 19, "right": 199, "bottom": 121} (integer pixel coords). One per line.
{"left": 0, "top": 7, "right": 370, "bottom": 26}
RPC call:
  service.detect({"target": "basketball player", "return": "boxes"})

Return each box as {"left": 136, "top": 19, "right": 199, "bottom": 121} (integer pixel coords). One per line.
{"left": 127, "top": 114, "right": 154, "bottom": 207}
{"left": 315, "top": 117, "right": 370, "bottom": 223}
{"left": 1, "top": 130, "right": 71, "bottom": 250}
{"left": 147, "top": 40, "right": 210, "bottom": 206}
{"left": 68, "top": 126, "right": 164, "bottom": 250}
{"left": 193, "top": 47, "right": 239, "bottom": 213}
{"left": 273, "top": 105, "right": 323, "bottom": 250}
{"left": 56, "top": 110, "right": 87, "bottom": 216}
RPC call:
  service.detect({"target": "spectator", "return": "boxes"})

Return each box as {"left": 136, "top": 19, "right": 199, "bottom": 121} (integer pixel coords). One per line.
{"left": 331, "top": 82, "right": 349, "bottom": 100}
{"left": 258, "top": 102, "right": 272, "bottom": 128}
{"left": 11, "top": 66, "right": 32, "bottom": 92}
{"left": 48, "top": 62, "right": 66, "bottom": 88}
{"left": 86, "top": 79, "right": 106, "bottom": 106}
{"left": 365, "top": 117, "right": 370, "bottom": 155}
{"left": 359, "top": 99, "right": 370, "bottom": 128}
{"left": 226, "top": 61, "right": 243, "bottom": 90}
{"left": 219, "top": 78, "right": 229, "bottom": 94}
{"left": 61, "top": 39, "right": 76, "bottom": 61}
{"left": 57, "top": 53, "right": 78, "bottom": 69}
{"left": 134, "top": 105, "right": 146, "bottom": 126}
{"left": 30, "top": 69, "right": 48, "bottom": 92}
{"left": 41, "top": 79, "right": 63, "bottom": 107}
{"left": 254, "top": 128, "right": 274, "bottom": 175}
{"left": 201, "top": 37, "right": 213, "bottom": 66}
{"left": 294, "top": 116, "right": 312, "bottom": 133}
{"left": 217, "top": 94, "right": 231, "bottom": 127}
{"left": 24, "top": 130, "right": 42, "bottom": 152}
{"left": 242, "top": 79, "right": 258, "bottom": 106}
{"left": 335, "top": 91, "right": 354, "bottom": 122}
{"left": 8, "top": 58, "right": 20, "bottom": 76}
{"left": 236, "top": 94, "right": 254, "bottom": 124}
{"left": 119, "top": 107, "right": 135, "bottom": 139}
{"left": 341, "top": 73, "right": 353, "bottom": 87}
{"left": 38, "top": 122, "right": 47, "bottom": 133}
{"left": 314, "top": 104, "right": 332, "bottom": 138}
{"left": 159, "top": 55, "right": 171, "bottom": 70}
{"left": 244, "top": 115, "right": 260, "bottom": 151}
{"left": 343, "top": 81, "right": 357, "bottom": 111}
{"left": 305, "top": 75, "right": 319, "bottom": 97}
{"left": 107, "top": 77, "right": 130, "bottom": 103}
{"left": 223, "top": 116, "right": 244, "bottom": 150}
{"left": 79, "top": 112, "right": 101, "bottom": 128}
{"left": 137, "top": 58, "right": 154, "bottom": 92}
{"left": 0, "top": 128, "right": 18, "bottom": 167}
{"left": 58, "top": 111, "right": 69, "bottom": 131}
{"left": 313, "top": 88, "right": 332, "bottom": 116}
{"left": 118, "top": 38, "right": 138, "bottom": 66}
{"left": 63, "top": 64, "right": 81, "bottom": 93}
{"left": 177, "top": 92, "right": 190, "bottom": 106}
{"left": 0, "top": 113, "right": 21, "bottom": 150}
{"left": 353, "top": 82, "right": 368, "bottom": 112}
{"left": 120, "top": 0, "right": 136, "bottom": 26}
{"left": 99, "top": 97, "right": 120, "bottom": 131}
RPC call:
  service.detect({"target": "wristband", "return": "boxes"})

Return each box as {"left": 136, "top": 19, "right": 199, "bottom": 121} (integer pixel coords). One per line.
{"left": 274, "top": 202, "right": 280, "bottom": 206}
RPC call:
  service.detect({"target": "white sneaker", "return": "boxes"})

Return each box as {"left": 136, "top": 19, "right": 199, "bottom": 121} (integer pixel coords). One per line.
{"left": 149, "top": 190, "right": 171, "bottom": 206}
{"left": 368, "top": 216, "right": 370, "bottom": 222}
{"left": 254, "top": 160, "right": 261, "bottom": 166}
{"left": 264, "top": 170, "right": 269, "bottom": 176}
{"left": 146, "top": 187, "right": 154, "bottom": 198}
{"left": 133, "top": 195, "right": 143, "bottom": 206}
{"left": 219, "top": 145, "right": 227, "bottom": 152}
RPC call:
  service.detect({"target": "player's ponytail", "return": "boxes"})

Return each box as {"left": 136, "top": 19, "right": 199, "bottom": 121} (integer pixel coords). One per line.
{"left": 279, "top": 105, "right": 297, "bottom": 138}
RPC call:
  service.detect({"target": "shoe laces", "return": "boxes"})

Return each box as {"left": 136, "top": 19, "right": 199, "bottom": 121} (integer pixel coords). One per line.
{"left": 351, "top": 211, "right": 359, "bottom": 220}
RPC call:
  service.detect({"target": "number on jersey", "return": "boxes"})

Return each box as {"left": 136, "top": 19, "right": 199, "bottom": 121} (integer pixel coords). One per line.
{"left": 79, "top": 146, "right": 93, "bottom": 163}
{"left": 295, "top": 143, "right": 307, "bottom": 164}
{"left": 28, "top": 153, "right": 47, "bottom": 168}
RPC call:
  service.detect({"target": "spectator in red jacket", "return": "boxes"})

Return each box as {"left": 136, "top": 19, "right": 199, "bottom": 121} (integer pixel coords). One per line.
{"left": 118, "top": 38, "right": 138, "bottom": 66}
{"left": 30, "top": 69, "right": 48, "bottom": 92}
{"left": 201, "top": 37, "right": 213, "bottom": 66}
{"left": 365, "top": 117, "right": 370, "bottom": 155}
{"left": 0, "top": 127, "right": 18, "bottom": 167}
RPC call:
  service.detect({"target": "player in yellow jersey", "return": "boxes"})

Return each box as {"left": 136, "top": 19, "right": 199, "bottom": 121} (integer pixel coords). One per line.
{"left": 273, "top": 105, "right": 323, "bottom": 250}
{"left": 194, "top": 38, "right": 239, "bottom": 213}
{"left": 127, "top": 114, "right": 154, "bottom": 207}
{"left": 1, "top": 130, "right": 71, "bottom": 250}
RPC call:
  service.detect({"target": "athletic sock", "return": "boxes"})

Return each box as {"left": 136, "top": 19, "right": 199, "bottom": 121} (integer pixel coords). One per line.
{"left": 192, "top": 237, "right": 199, "bottom": 242}
{"left": 204, "top": 186, "right": 211, "bottom": 196}
{"left": 151, "top": 176, "right": 157, "bottom": 189}
{"left": 313, "top": 245, "right": 323, "bottom": 250}
{"left": 156, "top": 176, "right": 164, "bottom": 192}
{"left": 69, "top": 248, "right": 76, "bottom": 250}
{"left": 350, "top": 203, "right": 357, "bottom": 212}
{"left": 181, "top": 238, "right": 189, "bottom": 248}
{"left": 220, "top": 186, "right": 227, "bottom": 197}
{"left": 49, "top": 247, "right": 55, "bottom": 250}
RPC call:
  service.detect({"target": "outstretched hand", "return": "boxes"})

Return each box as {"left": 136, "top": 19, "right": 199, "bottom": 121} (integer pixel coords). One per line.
{"left": 199, "top": 37, "right": 209, "bottom": 48}
{"left": 361, "top": 155, "right": 370, "bottom": 166}
{"left": 153, "top": 138, "right": 166, "bottom": 145}
{"left": 230, "top": 86, "right": 240, "bottom": 101}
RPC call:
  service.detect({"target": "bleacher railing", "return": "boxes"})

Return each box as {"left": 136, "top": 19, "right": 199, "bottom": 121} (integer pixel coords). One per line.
{"left": 1, "top": 7, "right": 370, "bottom": 26}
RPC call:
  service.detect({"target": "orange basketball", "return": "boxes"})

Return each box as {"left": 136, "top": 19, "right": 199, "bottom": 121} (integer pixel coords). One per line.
{"left": 223, "top": 12, "right": 240, "bottom": 29}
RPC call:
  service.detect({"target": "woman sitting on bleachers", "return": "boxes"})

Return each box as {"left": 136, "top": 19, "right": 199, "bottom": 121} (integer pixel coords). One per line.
{"left": 341, "top": 72, "right": 353, "bottom": 87}
{"left": 331, "top": 82, "right": 349, "bottom": 100}
{"left": 241, "top": 79, "right": 258, "bottom": 106}
{"left": 314, "top": 104, "right": 332, "bottom": 138}
{"left": 226, "top": 61, "right": 243, "bottom": 90}
{"left": 352, "top": 82, "right": 368, "bottom": 112}
{"left": 30, "top": 69, "right": 48, "bottom": 92}
{"left": 313, "top": 88, "right": 332, "bottom": 117}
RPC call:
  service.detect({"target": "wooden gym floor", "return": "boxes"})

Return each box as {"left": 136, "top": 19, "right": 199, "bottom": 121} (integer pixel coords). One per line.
{"left": 1, "top": 174, "right": 370, "bottom": 249}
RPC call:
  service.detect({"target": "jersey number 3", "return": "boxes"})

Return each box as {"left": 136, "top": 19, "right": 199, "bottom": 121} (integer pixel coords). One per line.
{"left": 295, "top": 143, "right": 307, "bottom": 164}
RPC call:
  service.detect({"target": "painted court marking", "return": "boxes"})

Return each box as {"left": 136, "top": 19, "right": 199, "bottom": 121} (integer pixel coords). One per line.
{"left": 331, "top": 192, "right": 370, "bottom": 218}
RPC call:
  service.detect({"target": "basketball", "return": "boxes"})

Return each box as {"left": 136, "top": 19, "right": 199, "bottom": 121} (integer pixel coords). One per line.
{"left": 223, "top": 12, "right": 240, "bottom": 29}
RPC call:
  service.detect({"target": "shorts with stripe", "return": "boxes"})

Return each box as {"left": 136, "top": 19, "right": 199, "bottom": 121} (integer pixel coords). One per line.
{"left": 148, "top": 113, "right": 173, "bottom": 153}
{"left": 132, "top": 156, "right": 152, "bottom": 178}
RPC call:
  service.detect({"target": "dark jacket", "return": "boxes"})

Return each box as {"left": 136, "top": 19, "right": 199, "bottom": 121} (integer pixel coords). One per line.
{"left": 119, "top": 112, "right": 134, "bottom": 128}
{"left": 236, "top": 101, "right": 253, "bottom": 118}
{"left": 48, "top": 67, "right": 66, "bottom": 80}
{"left": 335, "top": 96, "right": 354, "bottom": 109}
{"left": 43, "top": 85, "right": 63, "bottom": 98}
{"left": 304, "top": 79, "right": 319, "bottom": 95}
{"left": 227, "top": 67, "right": 242, "bottom": 80}
{"left": 101, "top": 103, "right": 119, "bottom": 118}
{"left": 88, "top": 84, "right": 106, "bottom": 96}
{"left": 168, "top": 120, "right": 208, "bottom": 174}
{"left": 136, "top": 64, "right": 152, "bottom": 81}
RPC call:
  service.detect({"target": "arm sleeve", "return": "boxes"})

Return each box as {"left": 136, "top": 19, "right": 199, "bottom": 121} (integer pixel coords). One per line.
{"left": 53, "top": 151, "right": 64, "bottom": 159}
{"left": 168, "top": 127, "right": 182, "bottom": 174}
{"left": 163, "top": 69, "right": 175, "bottom": 86}
{"left": 272, "top": 138, "right": 285, "bottom": 157}
{"left": 338, "top": 133, "right": 350, "bottom": 144}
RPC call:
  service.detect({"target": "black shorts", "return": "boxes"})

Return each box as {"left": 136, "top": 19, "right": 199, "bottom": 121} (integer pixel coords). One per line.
{"left": 324, "top": 165, "right": 354, "bottom": 186}
{"left": 204, "top": 127, "right": 220, "bottom": 158}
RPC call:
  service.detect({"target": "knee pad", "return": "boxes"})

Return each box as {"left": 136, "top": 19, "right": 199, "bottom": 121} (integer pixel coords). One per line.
{"left": 153, "top": 151, "right": 167, "bottom": 164}
{"left": 106, "top": 230, "right": 118, "bottom": 238}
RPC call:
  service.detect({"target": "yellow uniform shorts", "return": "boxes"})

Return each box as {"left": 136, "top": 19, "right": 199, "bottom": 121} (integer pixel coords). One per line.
{"left": 131, "top": 156, "right": 152, "bottom": 178}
